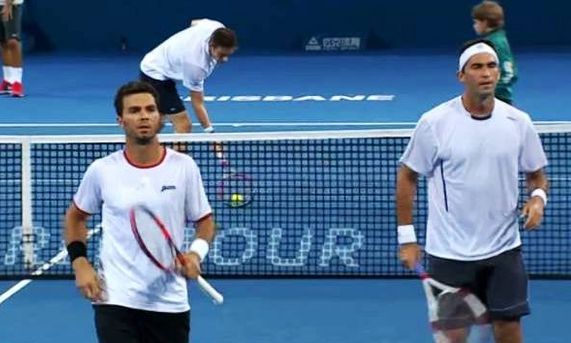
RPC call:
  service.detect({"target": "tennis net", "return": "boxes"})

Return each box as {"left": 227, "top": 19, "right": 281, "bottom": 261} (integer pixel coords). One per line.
{"left": 1, "top": 126, "right": 570, "bottom": 279}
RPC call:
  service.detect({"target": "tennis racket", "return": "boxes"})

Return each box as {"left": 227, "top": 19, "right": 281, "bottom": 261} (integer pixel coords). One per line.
{"left": 215, "top": 147, "right": 254, "bottom": 208}
{"left": 129, "top": 204, "right": 224, "bottom": 305}
{"left": 415, "top": 263, "right": 492, "bottom": 343}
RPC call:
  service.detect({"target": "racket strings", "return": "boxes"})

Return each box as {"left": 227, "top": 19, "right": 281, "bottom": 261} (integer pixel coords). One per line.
{"left": 431, "top": 288, "right": 491, "bottom": 342}
{"left": 131, "top": 208, "right": 178, "bottom": 271}
{"left": 218, "top": 173, "right": 254, "bottom": 207}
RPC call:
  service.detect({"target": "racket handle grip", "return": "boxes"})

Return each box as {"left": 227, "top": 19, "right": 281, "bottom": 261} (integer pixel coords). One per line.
{"left": 197, "top": 275, "right": 224, "bottom": 305}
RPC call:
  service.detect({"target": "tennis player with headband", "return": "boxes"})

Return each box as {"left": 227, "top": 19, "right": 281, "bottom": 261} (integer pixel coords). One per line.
{"left": 396, "top": 39, "right": 548, "bottom": 343}
{"left": 64, "top": 81, "right": 216, "bottom": 343}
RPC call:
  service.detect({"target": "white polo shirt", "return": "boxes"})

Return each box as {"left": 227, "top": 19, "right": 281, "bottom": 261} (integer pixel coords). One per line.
{"left": 140, "top": 19, "right": 224, "bottom": 92}
{"left": 400, "top": 96, "right": 547, "bottom": 261}
{"left": 73, "top": 147, "right": 212, "bottom": 312}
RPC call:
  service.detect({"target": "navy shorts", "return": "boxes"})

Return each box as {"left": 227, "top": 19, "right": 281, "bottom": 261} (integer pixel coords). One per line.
{"left": 139, "top": 72, "right": 186, "bottom": 115}
{"left": 0, "top": 5, "right": 23, "bottom": 42}
{"left": 94, "top": 304, "right": 190, "bottom": 343}
{"left": 428, "top": 247, "right": 529, "bottom": 320}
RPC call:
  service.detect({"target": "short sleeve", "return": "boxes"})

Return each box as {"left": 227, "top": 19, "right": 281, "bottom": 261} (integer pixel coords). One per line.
{"left": 185, "top": 159, "right": 212, "bottom": 223}
{"left": 519, "top": 119, "right": 548, "bottom": 172}
{"left": 399, "top": 119, "right": 439, "bottom": 176}
{"left": 182, "top": 62, "right": 206, "bottom": 92}
{"left": 73, "top": 162, "right": 103, "bottom": 214}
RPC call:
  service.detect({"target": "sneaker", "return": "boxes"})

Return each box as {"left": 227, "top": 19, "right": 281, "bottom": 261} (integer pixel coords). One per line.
{"left": 10, "top": 82, "right": 24, "bottom": 97}
{"left": 0, "top": 80, "right": 11, "bottom": 95}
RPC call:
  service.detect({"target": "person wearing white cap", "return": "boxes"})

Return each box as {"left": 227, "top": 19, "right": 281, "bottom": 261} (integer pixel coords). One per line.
{"left": 396, "top": 39, "right": 548, "bottom": 343}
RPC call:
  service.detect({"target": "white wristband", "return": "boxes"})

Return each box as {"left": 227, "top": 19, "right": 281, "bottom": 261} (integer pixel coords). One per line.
{"left": 190, "top": 238, "right": 210, "bottom": 262}
{"left": 203, "top": 126, "right": 214, "bottom": 133}
{"left": 531, "top": 188, "right": 547, "bottom": 206}
{"left": 397, "top": 225, "right": 417, "bottom": 245}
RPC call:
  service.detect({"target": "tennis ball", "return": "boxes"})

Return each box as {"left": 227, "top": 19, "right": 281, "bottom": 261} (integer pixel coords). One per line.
{"left": 231, "top": 193, "right": 244, "bottom": 203}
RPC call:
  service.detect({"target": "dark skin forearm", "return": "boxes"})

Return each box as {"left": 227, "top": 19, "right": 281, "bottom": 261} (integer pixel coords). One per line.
{"left": 190, "top": 91, "right": 212, "bottom": 129}
{"left": 64, "top": 203, "right": 90, "bottom": 245}
{"left": 525, "top": 169, "right": 548, "bottom": 194}
{"left": 193, "top": 215, "right": 216, "bottom": 243}
{"left": 64, "top": 203, "right": 103, "bottom": 301}
{"left": 396, "top": 165, "right": 418, "bottom": 225}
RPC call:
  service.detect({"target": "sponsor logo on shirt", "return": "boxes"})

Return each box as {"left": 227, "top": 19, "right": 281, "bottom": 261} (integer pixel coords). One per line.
{"left": 161, "top": 185, "right": 176, "bottom": 192}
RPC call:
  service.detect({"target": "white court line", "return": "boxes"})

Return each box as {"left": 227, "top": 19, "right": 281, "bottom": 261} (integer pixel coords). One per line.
{"left": 0, "top": 228, "right": 100, "bottom": 306}
{"left": 0, "top": 250, "right": 67, "bottom": 305}
{"left": 0, "top": 120, "right": 569, "bottom": 128}
{"left": 0, "top": 279, "right": 33, "bottom": 305}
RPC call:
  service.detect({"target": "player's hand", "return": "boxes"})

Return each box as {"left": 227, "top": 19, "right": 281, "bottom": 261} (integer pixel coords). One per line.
{"left": 1, "top": 4, "right": 12, "bottom": 22}
{"left": 178, "top": 252, "right": 202, "bottom": 279}
{"left": 399, "top": 243, "right": 422, "bottom": 270}
{"left": 72, "top": 257, "right": 104, "bottom": 302}
{"left": 521, "top": 196, "right": 545, "bottom": 230}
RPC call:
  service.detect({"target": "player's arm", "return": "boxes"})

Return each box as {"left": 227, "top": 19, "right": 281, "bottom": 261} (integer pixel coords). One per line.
{"left": 180, "top": 160, "right": 217, "bottom": 279}
{"left": 194, "top": 214, "right": 216, "bottom": 243}
{"left": 519, "top": 116, "right": 549, "bottom": 230}
{"left": 396, "top": 164, "right": 422, "bottom": 269}
{"left": 181, "top": 214, "right": 216, "bottom": 279}
{"left": 522, "top": 168, "right": 548, "bottom": 230}
{"left": 183, "top": 63, "right": 215, "bottom": 133}
{"left": 190, "top": 91, "right": 214, "bottom": 132}
{"left": 395, "top": 119, "right": 437, "bottom": 269}
{"left": 64, "top": 203, "right": 103, "bottom": 301}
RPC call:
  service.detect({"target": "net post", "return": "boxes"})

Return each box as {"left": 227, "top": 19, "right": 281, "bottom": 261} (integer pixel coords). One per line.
{"left": 20, "top": 137, "right": 35, "bottom": 270}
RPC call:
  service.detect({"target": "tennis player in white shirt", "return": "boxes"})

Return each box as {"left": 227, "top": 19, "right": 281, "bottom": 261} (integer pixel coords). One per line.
{"left": 140, "top": 18, "right": 238, "bottom": 134}
{"left": 396, "top": 39, "right": 548, "bottom": 343}
{"left": 65, "top": 81, "right": 216, "bottom": 343}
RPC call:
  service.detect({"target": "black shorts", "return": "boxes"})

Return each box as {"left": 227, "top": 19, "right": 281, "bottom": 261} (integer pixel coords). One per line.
{"left": 0, "top": 5, "right": 23, "bottom": 42}
{"left": 94, "top": 304, "right": 190, "bottom": 343}
{"left": 139, "top": 72, "right": 186, "bottom": 115}
{"left": 428, "top": 247, "right": 529, "bottom": 320}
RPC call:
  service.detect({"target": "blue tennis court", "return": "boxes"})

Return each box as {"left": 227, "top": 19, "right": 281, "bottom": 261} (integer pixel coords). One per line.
{"left": 0, "top": 279, "right": 570, "bottom": 342}
{"left": 1, "top": 50, "right": 570, "bottom": 343}
{"left": 0, "top": 50, "right": 570, "bottom": 135}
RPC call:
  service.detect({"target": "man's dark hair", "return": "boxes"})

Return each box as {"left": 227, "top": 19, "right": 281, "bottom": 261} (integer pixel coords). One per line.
{"left": 114, "top": 81, "right": 160, "bottom": 116}
{"left": 210, "top": 28, "right": 238, "bottom": 49}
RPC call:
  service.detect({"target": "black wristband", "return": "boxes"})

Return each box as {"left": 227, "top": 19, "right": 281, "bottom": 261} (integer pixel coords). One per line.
{"left": 66, "top": 241, "right": 87, "bottom": 263}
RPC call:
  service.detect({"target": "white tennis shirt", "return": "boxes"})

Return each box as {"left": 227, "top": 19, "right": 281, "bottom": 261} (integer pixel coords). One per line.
{"left": 400, "top": 96, "right": 547, "bottom": 260}
{"left": 73, "top": 147, "right": 212, "bottom": 312}
{"left": 140, "top": 19, "right": 224, "bottom": 92}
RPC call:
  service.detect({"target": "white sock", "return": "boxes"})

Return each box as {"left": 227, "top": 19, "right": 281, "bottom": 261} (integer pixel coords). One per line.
{"left": 2, "top": 66, "right": 11, "bottom": 83}
{"left": 11, "top": 67, "right": 22, "bottom": 83}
